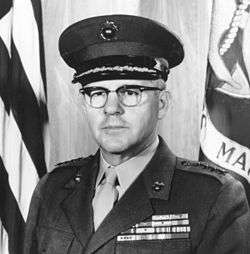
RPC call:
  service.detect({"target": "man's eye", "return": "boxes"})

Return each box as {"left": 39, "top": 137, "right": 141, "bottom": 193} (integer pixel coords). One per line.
{"left": 90, "top": 90, "right": 106, "bottom": 97}
{"left": 122, "top": 89, "right": 140, "bottom": 96}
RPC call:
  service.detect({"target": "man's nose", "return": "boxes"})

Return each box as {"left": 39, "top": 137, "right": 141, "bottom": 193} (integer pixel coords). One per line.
{"left": 104, "top": 92, "right": 124, "bottom": 115}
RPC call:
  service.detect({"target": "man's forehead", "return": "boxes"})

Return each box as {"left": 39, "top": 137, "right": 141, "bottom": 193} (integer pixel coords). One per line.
{"left": 84, "top": 79, "right": 159, "bottom": 88}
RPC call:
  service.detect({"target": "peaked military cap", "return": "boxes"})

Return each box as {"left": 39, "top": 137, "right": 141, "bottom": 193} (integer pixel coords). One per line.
{"left": 59, "top": 14, "right": 184, "bottom": 86}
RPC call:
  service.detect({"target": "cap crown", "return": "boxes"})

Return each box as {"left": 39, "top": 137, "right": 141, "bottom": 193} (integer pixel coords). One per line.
{"left": 59, "top": 14, "right": 184, "bottom": 71}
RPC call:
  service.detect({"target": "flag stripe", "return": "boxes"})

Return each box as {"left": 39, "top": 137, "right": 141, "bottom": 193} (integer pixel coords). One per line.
{"left": 0, "top": 157, "right": 25, "bottom": 254}
{"left": 0, "top": 38, "right": 10, "bottom": 112}
{"left": 30, "top": 0, "right": 47, "bottom": 93}
{"left": 10, "top": 42, "right": 47, "bottom": 177}
{"left": 0, "top": 3, "right": 11, "bottom": 113}
{"left": 0, "top": 0, "right": 11, "bottom": 19}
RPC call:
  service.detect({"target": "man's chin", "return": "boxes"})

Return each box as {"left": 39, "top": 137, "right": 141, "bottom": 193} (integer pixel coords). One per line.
{"left": 101, "top": 144, "right": 127, "bottom": 154}
{"left": 100, "top": 138, "right": 129, "bottom": 154}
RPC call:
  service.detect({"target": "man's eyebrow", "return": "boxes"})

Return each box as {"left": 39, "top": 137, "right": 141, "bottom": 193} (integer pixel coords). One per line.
{"left": 120, "top": 83, "right": 143, "bottom": 87}
{"left": 84, "top": 86, "right": 107, "bottom": 89}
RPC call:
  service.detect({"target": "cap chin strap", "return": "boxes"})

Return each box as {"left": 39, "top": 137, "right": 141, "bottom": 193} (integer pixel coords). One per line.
{"left": 72, "top": 67, "right": 169, "bottom": 85}
{"left": 71, "top": 56, "right": 169, "bottom": 85}
{"left": 73, "top": 69, "right": 169, "bottom": 86}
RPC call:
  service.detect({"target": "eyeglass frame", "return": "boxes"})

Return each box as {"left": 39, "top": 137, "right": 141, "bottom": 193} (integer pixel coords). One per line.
{"left": 80, "top": 84, "right": 164, "bottom": 108}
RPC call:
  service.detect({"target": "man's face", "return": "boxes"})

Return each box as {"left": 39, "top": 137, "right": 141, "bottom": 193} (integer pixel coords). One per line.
{"left": 82, "top": 79, "right": 168, "bottom": 156}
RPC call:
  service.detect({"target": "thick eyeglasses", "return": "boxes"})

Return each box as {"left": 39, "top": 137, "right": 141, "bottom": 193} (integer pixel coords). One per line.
{"left": 80, "top": 85, "right": 163, "bottom": 108}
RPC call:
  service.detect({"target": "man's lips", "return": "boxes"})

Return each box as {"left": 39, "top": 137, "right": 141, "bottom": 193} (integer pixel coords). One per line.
{"left": 102, "top": 125, "right": 128, "bottom": 130}
{"left": 101, "top": 124, "right": 129, "bottom": 134}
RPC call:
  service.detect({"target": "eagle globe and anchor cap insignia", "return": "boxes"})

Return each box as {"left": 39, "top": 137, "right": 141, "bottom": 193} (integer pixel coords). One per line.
{"left": 100, "top": 20, "right": 119, "bottom": 41}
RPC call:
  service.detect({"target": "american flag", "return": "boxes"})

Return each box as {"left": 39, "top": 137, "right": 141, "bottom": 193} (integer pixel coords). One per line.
{"left": 200, "top": 0, "right": 250, "bottom": 202}
{"left": 0, "top": 0, "right": 48, "bottom": 253}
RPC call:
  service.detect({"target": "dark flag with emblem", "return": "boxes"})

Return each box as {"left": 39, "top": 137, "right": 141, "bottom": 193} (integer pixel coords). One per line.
{"left": 0, "top": 0, "right": 48, "bottom": 253}
{"left": 200, "top": 0, "right": 250, "bottom": 202}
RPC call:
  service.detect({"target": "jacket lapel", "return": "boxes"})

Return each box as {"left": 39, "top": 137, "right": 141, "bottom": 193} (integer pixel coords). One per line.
{"left": 85, "top": 175, "right": 153, "bottom": 254}
{"left": 85, "top": 137, "right": 176, "bottom": 254}
{"left": 60, "top": 152, "right": 99, "bottom": 248}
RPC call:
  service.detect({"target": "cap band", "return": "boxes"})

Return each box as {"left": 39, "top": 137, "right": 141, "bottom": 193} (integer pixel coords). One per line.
{"left": 72, "top": 56, "right": 169, "bottom": 85}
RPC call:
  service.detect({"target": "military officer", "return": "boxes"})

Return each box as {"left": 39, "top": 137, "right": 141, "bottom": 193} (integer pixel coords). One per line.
{"left": 24, "top": 15, "right": 250, "bottom": 254}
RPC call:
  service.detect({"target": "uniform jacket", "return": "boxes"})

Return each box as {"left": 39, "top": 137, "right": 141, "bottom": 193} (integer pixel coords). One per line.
{"left": 24, "top": 137, "right": 250, "bottom": 254}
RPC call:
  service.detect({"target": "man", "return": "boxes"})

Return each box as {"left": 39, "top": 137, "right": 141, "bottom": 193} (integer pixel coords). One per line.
{"left": 24, "top": 15, "right": 250, "bottom": 254}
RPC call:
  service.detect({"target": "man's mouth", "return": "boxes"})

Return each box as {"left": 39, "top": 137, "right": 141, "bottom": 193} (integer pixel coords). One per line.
{"left": 101, "top": 125, "right": 129, "bottom": 134}
{"left": 102, "top": 125, "right": 127, "bottom": 129}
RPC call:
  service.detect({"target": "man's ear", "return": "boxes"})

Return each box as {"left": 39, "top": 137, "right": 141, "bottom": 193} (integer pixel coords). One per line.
{"left": 158, "top": 90, "right": 170, "bottom": 119}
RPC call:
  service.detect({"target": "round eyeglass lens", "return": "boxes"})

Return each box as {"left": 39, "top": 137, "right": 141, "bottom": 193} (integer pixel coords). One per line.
{"left": 90, "top": 90, "right": 107, "bottom": 108}
{"left": 118, "top": 87, "right": 141, "bottom": 106}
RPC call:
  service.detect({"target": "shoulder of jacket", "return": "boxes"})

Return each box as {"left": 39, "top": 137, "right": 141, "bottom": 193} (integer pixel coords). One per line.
{"left": 47, "top": 154, "right": 95, "bottom": 184}
{"left": 54, "top": 154, "right": 95, "bottom": 168}
{"left": 176, "top": 157, "right": 228, "bottom": 184}
{"left": 38, "top": 154, "right": 96, "bottom": 193}
{"left": 50, "top": 154, "right": 95, "bottom": 174}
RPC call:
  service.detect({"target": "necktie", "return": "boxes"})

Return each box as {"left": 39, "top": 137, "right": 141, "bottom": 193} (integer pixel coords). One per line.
{"left": 92, "top": 166, "right": 119, "bottom": 230}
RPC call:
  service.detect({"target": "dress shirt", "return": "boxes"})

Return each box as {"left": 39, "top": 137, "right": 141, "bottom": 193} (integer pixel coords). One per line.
{"left": 95, "top": 137, "right": 159, "bottom": 199}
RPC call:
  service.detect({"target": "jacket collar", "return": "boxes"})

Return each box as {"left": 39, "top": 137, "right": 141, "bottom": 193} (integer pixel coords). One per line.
{"left": 143, "top": 136, "right": 176, "bottom": 201}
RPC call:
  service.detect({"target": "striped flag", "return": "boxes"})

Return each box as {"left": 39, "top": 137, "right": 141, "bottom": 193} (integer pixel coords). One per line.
{"left": 200, "top": 0, "right": 250, "bottom": 202}
{"left": 0, "top": 0, "right": 48, "bottom": 253}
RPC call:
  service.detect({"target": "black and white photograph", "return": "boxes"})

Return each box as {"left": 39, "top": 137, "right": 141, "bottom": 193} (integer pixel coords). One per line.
{"left": 0, "top": 0, "right": 250, "bottom": 253}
